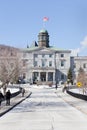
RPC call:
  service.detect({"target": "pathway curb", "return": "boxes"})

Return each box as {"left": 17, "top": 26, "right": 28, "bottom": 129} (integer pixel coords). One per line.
{"left": 0, "top": 91, "right": 32, "bottom": 117}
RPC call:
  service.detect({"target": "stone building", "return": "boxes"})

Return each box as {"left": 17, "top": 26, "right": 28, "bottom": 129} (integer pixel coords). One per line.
{"left": 0, "top": 30, "right": 87, "bottom": 85}
{"left": 21, "top": 29, "right": 71, "bottom": 84}
{"left": 71, "top": 56, "right": 87, "bottom": 84}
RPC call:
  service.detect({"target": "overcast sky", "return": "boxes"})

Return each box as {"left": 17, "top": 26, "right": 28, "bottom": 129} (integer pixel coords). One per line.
{"left": 0, "top": 0, "right": 87, "bottom": 56}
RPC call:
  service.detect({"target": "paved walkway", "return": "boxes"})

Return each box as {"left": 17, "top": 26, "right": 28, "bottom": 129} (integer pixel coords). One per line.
{"left": 0, "top": 85, "right": 87, "bottom": 118}
{"left": 0, "top": 86, "right": 32, "bottom": 117}
{"left": 0, "top": 86, "right": 87, "bottom": 130}
{"left": 56, "top": 87, "right": 87, "bottom": 115}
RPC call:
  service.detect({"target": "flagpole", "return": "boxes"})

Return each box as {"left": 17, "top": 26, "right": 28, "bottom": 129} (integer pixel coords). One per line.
{"left": 42, "top": 17, "right": 49, "bottom": 29}
{"left": 43, "top": 21, "right": 45, "bottom": 29}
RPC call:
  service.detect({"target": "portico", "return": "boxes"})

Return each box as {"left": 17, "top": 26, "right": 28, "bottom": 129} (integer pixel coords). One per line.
{"left": 32, "top": 70, "right": 55, "bottom": 83}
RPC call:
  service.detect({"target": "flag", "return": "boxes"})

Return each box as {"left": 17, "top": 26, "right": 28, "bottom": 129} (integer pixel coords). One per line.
{"left": 43, "top": 17, "right": 49, "bottom": 21}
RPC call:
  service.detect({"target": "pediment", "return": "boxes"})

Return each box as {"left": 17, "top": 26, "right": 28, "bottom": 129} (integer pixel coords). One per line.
{"left": 35, "top": 47, "right": 55, "bottom": 53}
{"left": 23, "top": 46, "right": 56, "bottom": 54}
{"left": 39, "top": 48, "right": 51, "bottom": 52}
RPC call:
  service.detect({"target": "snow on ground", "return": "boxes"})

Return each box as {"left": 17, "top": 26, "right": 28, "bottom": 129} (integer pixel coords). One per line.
{"left": 70, "top": 88, "right": 87, "bottom": 95}
{"left": 0, "top": 87, "right": 20, "bottom": 94}
{"left": 1, "top": 85, "right": 87, "bottom": 130}
{"left": 30, "top": 84, "right": 55, "bottom": 89}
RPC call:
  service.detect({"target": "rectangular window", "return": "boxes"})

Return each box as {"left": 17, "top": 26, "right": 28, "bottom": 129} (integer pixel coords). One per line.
{"left": 42, "top": 54, "right": 45, "bottom": 57}
{"left": 49, "top": 54, "right": 52, "bottom": 58}
{"left": 48, "top": 72, "right": 53, "bottom": 81}
{"left": 49, "top": 61, "right": 52, "bottom": 67}
{"left": 74, "top": 64, "right": 76, "bottom": 68}
{"left": 61, "top": 54, "right": 64, "bottom": 57}
{"left": 61, "top": 74, "right": 64, "bottom": 80}
{"left": 34, "top": 61, "right": 37, "bottom": 67}
{"left": 33, "top": 72, "right": 39, "bottom": 82}
{"left": 34, "top": 54, "right": 38, "bottom": 58}
{"left": 42, "top": 60, "right": 45, "bottom": 67}
{"left": 42, "top": 36, "right": 46, "bottom": 40}
{"left": 83, "top": 63, "right": 86, "bottom": 68}
{"left": 61, "top": 60, "right": 64, "bottom": 67}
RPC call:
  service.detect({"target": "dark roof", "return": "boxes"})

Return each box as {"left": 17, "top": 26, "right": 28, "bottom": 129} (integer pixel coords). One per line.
{"left": 30, "top": 41, "right": 38, "bottom": 47}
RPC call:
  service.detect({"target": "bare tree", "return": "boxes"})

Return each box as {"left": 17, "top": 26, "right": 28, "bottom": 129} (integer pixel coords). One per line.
{"left": 77, "top": 67, "right": 87, "bottom": 94}
{"left": 0, "top": 46, "right": 22, "bottom": 95}
{"left": 1, "top": 59, "right": 22, "bottom": 81}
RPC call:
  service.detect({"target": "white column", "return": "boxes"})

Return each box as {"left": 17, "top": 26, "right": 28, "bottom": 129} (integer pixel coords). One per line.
{"left": 31, "top": 71, "right": 33, "bottom": 83}
{"left": 38, "top": 72, "right": 40, "bottom": 81}
{"left": 46, "top": 72, "right": 48, "bottom": 81}
{"left": 53, "top": 72, "right": 55, "bottom": 84}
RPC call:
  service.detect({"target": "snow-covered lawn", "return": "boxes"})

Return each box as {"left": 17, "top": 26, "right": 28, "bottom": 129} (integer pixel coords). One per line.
{"left": 0, "top": 87, "right": 20, "bottom": 94}
{"left": 69, "top": 88, "right": 87, "bottom": 95}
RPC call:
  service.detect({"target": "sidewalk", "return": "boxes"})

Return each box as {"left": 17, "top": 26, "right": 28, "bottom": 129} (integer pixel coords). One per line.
{"left": 0, "top": 88, "right": 32, "bottom": 117}
{"left": 1, "top": 86, "right": 87, "bottom": 117}
{"left": 56, "top": 87, "right": 87, "bottom": 115}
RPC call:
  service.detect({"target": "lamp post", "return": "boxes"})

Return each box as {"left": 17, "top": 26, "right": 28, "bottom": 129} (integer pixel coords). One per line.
{"left": 67, "top": 79, "right": 70, "bottom": 89}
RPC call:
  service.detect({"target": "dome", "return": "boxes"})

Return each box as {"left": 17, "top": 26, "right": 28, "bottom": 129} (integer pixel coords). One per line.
{"left": 39, "top": 29, "right": 48, "bottom": 33}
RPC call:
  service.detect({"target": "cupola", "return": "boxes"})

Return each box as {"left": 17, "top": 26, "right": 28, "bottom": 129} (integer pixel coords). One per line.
{"left": 38, "top": 29, "right": 49, "bottom": 47}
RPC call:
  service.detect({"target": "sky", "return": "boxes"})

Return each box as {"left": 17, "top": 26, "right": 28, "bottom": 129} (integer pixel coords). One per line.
{"left": 0, "top": 0, "right": 87, "bottom": 56}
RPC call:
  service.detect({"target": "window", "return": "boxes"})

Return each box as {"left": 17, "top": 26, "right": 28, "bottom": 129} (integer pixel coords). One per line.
{"left": 34, "top": 54, "right": 38, "bottom": 58}
{"left": 42, "top": 54, "right": 45, "bottom": 57}
{"left": 33, "top": 72, "right": 39, "bottom": 82}
{"left": 34, "top": 61, "right": 37, "bottom": 67}
{"left": 83, "top": 63, "right": 86, "bottom": 68}
{"left": 61, "top": 54, "right": 64, "bottom": 57}
{"left": 42, "top": 60, "right": 45, "bottom": 67}
{"left": 48, "top": 72, "right": 53, "bottom": 81}
{"left": 74, "top": 64, "right": 76, "bottom": 68}
{"left": 49, "top": 61, "right": 52, "bottom": 67}
{"left": 61, "top": 74, "right": 64, "bottom": 80}
{"left": 39, "top": 36, "right": 42, "bottom": 40}
{"left": 49, "top": 54, "right": 52, "bottom": 58}
{"left": 42, "top": 36, "right": 46, "bottom": 40}
{"left": 61, "top": 60, "right": 64, "bottom": 67}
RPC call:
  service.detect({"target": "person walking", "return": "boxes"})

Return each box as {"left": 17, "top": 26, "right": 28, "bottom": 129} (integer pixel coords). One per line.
{"left": 6, "top": 90, "right": 11, "bottom": 105}
{"left": 21, "top": 88, "right": 25, "bottom": 97}
{"left": 55, "top": 82, "right": 58, "bottom": 90}
{"left": 62, "top": 84, "right": 67, "bottom": 93}
{"left": 0, "top": 91, "right": 4, "bottom": 106}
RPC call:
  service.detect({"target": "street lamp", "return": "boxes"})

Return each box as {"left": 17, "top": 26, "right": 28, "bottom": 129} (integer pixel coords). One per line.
{"left": 67, "top": 79, "right": 70, "bottom": 89}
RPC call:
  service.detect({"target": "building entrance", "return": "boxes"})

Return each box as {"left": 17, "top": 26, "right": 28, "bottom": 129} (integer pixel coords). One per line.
{"left": 40, "top": 72, "right": 46, "bottom": 81}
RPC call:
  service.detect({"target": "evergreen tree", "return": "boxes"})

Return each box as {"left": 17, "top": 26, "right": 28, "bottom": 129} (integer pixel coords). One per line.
{"left": 67, "top": 68, "right": 73, "bottom": 84}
